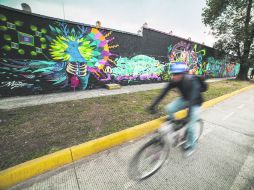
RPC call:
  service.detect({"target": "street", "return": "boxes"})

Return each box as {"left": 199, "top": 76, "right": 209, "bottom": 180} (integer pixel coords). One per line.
{"left": 10, "top": 89, "right": 254, "bottom": 190}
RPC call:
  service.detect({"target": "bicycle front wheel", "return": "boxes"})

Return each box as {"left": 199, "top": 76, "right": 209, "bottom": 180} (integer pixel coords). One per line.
{"left": 128, "top": 136, "right": 169, "bottom": 181}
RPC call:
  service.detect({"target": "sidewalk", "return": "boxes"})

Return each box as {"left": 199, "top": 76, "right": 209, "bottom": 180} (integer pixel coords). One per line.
{"left": 8, "top": 87, "right": 254, "bottom": 190}
{"left": 0, "top": 78, "right": 232, "bottom": 109}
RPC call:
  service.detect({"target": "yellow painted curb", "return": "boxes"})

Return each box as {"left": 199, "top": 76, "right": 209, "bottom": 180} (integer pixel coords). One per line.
{"left": 0, "top": 84, "right": 253, "bottom": 189}
{"left": 71, "top": 117, "right": 165, "bottom": 161}
{"left": 0, "top": 148, "right": 72, "bottom": 190}
{"left": 202, "top": 84, "right": 254, "bottom": 109}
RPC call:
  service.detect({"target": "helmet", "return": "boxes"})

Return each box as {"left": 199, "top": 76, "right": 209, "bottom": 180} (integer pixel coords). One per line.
{"left": 170, "top": 62, "right": 188, "bottom": 74}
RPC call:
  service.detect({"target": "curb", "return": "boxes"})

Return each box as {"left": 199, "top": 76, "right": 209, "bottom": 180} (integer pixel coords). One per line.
{"left": 0, "top": 84, "right": 254, "bottom": 189}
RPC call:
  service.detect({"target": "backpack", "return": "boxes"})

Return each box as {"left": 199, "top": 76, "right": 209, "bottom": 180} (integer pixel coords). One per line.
{"left": 195, "top": 75, "right": 208, "bottom": 92}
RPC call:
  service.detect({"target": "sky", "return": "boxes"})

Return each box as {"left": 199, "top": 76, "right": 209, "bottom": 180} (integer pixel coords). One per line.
{"left": 0, "top": 0, "right": 216, "bottom": 47}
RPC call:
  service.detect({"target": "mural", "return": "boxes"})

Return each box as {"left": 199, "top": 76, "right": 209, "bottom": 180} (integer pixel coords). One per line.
{"left": 0, "top": 11, "right": 119, "bottom": 95}
{"left": 206, "top": 57, "right": 240, "bottom": 78}
{"left": 111, "top": 55, "right": 165, "bottom": 82}
{"left": 168, "top": 41, "right": 207, "bottom": 75}
{"left": 167, "top": 41, "right": 240, "bottom": 78}
{"left": 47, "top": 23, "right": 119, "bottom": 89}
{"left": 0, "top": 6, "right": 240, "bottom": 97}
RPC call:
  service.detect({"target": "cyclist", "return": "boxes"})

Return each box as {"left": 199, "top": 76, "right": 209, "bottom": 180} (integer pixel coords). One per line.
{"left": 148, "top": 62, "right": 204, "bottom": 157}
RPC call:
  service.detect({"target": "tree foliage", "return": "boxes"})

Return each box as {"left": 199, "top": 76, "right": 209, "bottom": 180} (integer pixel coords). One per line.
{"left": 202, "top": 0, "right": 254, "bottom": 80}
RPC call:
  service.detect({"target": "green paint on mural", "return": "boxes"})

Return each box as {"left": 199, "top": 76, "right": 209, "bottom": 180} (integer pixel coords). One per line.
{"left": 0, "top": 26, "right": 8, "bottom": 31}
{"left": 41, "top": 44, "right": 47, "bottom": 49}
{"left": 32, "top": 66, "right": 56, "bottom": 73}
{"left": 51, "top": 77, "right": 67, "bottom": 85}
{"left": 18, "top": 68, "right": 28, "bottom": 72}
{"left": 0, "top": 14, "right": 7, "bottom": 21}
{"left": 3, "top": 34, "right": 11, "bottom": 41}
{"left": 30, "top": 25, "right": 38, "bottom": 31}
{"left": 2, "top": 45, "right": 11, "bottom": 51}
{"left": 41, "top": 28, "right": 47, "bottom": 34}
{"left": 14, "top": 21, "right": 24, "bottom": 27}
{"left": 167, "top": 45, "right": 172, "bottom": 53}
{"left": 88, "top": 33, "right": 95, "bottom": 39}
{"left": 18, "top": 49, "right": 25, "bottom": 55}
{"left": 50, "top": 36, "right": 69, "bottom": 60}
{"left": 29, "top": 61, "right": 56, "bottom": 66}
{"left": 112, "top": 55, "right": 164, "bottom": 80}
{"left": 31, "top": 51, "right": 37, "bottom": 56}
{"left": 1, "top": 67, "right": 11, "bottom": 70}
{"left": 234, "top": 64, "right": 240, "bottom": 74}
{"left": 18, "top": 32, "right": 34, "bottom": 46}
{"left": 40, "top": 37, "right": 46, "bottom": 43}
{"left": 161, "top": 63, "right": 171, "bottom": 81}
{"left": 206, "top": 57, "right": 240, "bottom": 77}
{"left": 50, "top": 35, "right": 96, "bottom": 64}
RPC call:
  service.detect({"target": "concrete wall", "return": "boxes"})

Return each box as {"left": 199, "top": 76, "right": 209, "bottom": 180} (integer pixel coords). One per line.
{"left": 0, "top": 5, "right": 240, "bottom": 97}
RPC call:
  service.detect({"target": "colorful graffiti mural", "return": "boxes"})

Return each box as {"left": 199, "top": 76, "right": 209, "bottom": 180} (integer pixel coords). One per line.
{"left": 47, "top": 23, "right": 119, "bottom": 87}
{"left": 206, "top": 57, "right": 240, "bottom": 77}
{"left": 167, "top": 41, "right": 240, "bottom": 78}
{"left": 168, "top": 41, "right": 207, "bottom": 75}
{"left": 0, "top": 12, "right": 119, "bottom": 94}
{"left": 46, "top": 23, "right": 118, "bottom": 89}
{"left": 111, "top": 55, "right": 165, "bottom": 82}
{"left": 0, "top": 6, "right": 241, "bottom": 97}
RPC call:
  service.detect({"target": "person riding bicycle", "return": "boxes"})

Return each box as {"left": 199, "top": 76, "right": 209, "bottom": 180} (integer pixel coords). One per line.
{"left": 148, "top": 62, "right": 204, "bottom": 157}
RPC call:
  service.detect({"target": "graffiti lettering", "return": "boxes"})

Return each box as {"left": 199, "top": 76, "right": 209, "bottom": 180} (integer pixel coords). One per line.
{"left": 0, "top": 81, "right": 33, "bottom": 89}
{"left": 111, "top": 55, "right": 164, "bottom": 82}
{"left": 206, "top": 57, "right": 240, "bottom": 77}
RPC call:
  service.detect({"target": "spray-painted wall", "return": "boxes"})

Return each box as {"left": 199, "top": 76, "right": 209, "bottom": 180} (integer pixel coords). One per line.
{"left": 0, "top": 5, "right": 240, "bottom": 97}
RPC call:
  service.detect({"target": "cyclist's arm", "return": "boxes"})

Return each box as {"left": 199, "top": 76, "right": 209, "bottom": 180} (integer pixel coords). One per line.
{"left": 150, "top": 82, "right": 175, "bottom": 108}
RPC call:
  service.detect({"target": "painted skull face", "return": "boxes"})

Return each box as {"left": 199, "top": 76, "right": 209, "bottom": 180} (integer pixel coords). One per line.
{"left": 49, "top": 25, "right": 118, "bottom": 89}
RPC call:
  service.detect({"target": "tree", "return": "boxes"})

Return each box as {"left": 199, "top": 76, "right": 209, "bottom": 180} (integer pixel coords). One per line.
{"left": 202, "top": 0, "right": 254, "bottom": 80}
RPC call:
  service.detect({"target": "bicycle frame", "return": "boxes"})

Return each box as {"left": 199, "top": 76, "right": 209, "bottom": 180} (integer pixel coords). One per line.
{"left": 156, "top": 121, "right": 188, "bottom": 148}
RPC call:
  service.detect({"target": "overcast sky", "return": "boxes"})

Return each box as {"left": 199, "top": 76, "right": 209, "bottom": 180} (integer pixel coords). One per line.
{"left": 0, "top": 0, "right": 216, "bottom": 47}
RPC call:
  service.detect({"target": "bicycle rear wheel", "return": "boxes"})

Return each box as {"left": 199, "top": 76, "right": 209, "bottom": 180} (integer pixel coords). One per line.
{"left": 128, "top": 136, "right": 169, "bottom": 180}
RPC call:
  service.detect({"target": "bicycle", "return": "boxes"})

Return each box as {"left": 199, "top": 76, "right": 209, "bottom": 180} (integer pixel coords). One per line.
{"left": 128, "top": 115, "right": 203, "bottom": 181}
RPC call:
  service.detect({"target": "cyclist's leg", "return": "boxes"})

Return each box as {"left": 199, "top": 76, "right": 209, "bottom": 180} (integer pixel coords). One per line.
{"left": 186, "top": 105, "right": 201, "bottom": 149}
{"left": 165, "top": 97, "right": 188, "bottom": 120}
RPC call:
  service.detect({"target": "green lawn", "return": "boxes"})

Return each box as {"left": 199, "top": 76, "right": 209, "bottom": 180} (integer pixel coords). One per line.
{"left": 0, "top": 80, "right": 252, "bottom": 170}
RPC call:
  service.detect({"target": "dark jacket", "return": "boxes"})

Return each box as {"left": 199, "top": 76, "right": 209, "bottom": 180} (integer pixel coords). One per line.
{"left": 151, "top": 74, "right": 203, "bottom": 109}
